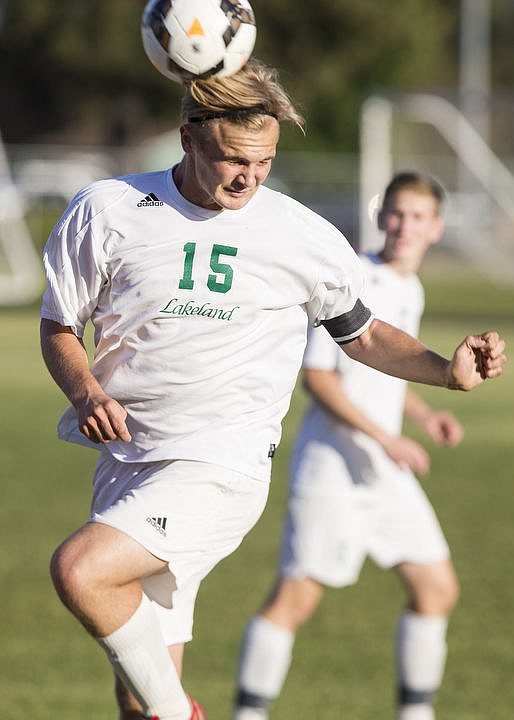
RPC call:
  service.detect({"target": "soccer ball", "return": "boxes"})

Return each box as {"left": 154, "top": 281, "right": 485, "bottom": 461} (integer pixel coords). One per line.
{"left": 141, "top": 0, "right": 257, "bottom": 84}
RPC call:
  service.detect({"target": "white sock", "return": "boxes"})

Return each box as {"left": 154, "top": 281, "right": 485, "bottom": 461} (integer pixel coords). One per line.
{"left": 399, "top": 706, "right": 435, "bottom": 720}
{"left": 97, "top": 593, "right": 191, "bottom": 720}
{"left": 233, "top": 709, "right": 268, "bottom": 720}
{"left": 233, "top": 615, "right": 295, "bottom": 720}
{"left": 396, "top": 611, "right": 448, "bottom": 720}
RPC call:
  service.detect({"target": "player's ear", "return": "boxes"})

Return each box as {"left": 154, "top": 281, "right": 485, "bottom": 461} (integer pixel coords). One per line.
{"left": 180, "top": 124, "right": 194, "bottom": 153}
{"left": 377, "top": 209, "right": 386, "bottom": 231}
{"left": 429, "top": 215, "right": 445, "bottom": 245}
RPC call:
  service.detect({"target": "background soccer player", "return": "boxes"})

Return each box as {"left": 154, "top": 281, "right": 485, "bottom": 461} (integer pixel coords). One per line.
{"left": 233, "top": 173, "right": 474, "bottom": 720}
{"left": 40, "top": 58, "right": 505, "bottom": 720}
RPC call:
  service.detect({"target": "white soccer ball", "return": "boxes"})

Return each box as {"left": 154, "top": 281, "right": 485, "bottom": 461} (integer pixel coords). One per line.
{"left": 141, "top": 0, "right": 257, "bottom": 84}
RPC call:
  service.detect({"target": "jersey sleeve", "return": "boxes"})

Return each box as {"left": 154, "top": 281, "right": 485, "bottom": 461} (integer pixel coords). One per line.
{"left": 302, "top": 324, "right": 341, "bottom": 370}
{"left": 306, "top": 227, "right": 374, "bottom": 344}
{"left": 40, "top": 189, "right": 111, "bottom": 337}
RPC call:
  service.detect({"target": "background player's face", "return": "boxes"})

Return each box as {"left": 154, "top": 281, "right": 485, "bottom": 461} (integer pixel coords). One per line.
{"left": 180, "top": 117, "right": 279, "bottom": 211}
{"left": 378, "top": 189, "right": 444, "bottom": 272}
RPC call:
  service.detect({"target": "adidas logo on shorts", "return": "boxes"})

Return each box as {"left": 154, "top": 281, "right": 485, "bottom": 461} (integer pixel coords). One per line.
{"left": 137, "top": 192, "right": 164, "bottom": 207}
{"left": 146, "top": 516, "right": 168, "bottom": 536}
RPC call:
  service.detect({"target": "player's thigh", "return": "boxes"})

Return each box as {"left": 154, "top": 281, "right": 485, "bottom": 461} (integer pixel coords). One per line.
{"left": 51, "top": 521, "right": 168, "bottom": 590}
{"left": 395, "top": 558, "right": 459, "bottom": 614}
{"left": 263, "top": 576, "right": 325, "bottom": 630}
{"left": 91, "top": 455, "right": 269, "bottom": 640}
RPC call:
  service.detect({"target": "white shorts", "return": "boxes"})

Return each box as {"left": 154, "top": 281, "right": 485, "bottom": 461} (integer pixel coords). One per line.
{"left": 90, "top": 451, "right": 269, "bottom": 644}
{"left": 280, "top": 437, "right": 450, "bottom": 587}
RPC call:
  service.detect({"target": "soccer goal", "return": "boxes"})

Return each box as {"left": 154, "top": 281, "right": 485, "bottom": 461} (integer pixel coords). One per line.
{"left": 359, "top": 93, "right": 514, "bottom": 282}
{"left": 0, "top": 131, "right": 42, "bottom": 305}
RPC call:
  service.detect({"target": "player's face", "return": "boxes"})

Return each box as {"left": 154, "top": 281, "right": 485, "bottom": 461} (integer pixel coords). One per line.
{"left": 378, "top": 190, "right": 444, "bottom": 271}
{"left": 179, "top": 118, "right": 279, "bottom": 211}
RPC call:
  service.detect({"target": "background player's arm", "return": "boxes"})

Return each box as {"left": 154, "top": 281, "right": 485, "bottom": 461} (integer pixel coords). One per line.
{"left": 341, "top": 318, "right": 506, "bottom": 390}
{"left": 404, "top": 387, "right": 464, "bottom": 447}
{"left": 303, "top": 367, "right": 431, "bottom": 475}
{"left": 40, "top": 318, "right": 131, "bottom": 444}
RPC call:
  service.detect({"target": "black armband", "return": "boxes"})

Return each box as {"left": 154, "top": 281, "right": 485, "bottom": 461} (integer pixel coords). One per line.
{"left": 321, "top": 299, "right": 373, "bottom": 344}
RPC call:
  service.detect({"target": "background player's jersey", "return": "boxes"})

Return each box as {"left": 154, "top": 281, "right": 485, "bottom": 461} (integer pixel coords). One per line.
{"left": 41, "top": 169, "right": 370, "bottom": 481}
{"left": 300, "top": 253, "right": 424, "bottom": 447}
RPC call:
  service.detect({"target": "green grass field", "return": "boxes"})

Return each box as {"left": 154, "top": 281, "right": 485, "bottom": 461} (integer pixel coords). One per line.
{"left": 1, "top": 274, "right": 513, "bottom": 720}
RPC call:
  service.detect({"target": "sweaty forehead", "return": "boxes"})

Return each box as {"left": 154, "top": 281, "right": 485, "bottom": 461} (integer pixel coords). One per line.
{"left": 205, "top": 117, "right": 280, "bottom": 155}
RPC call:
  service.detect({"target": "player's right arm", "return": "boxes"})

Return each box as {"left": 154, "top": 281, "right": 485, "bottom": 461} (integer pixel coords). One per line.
{"left": 341, "top": 319, "right": 506, "bottom": 390}
{"left": 40, "top": 319, "right": 131, "bottom": 445}
{"left": 303, "top": 366, "right": 430, "bottom": 475}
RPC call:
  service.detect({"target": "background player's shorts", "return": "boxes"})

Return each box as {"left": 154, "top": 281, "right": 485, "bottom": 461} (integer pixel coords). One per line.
{"left": 280, "top": 438, "right": 450, "bottom": 587}
{"left": 91, "top": 450, "right": 269, "bottom": 644}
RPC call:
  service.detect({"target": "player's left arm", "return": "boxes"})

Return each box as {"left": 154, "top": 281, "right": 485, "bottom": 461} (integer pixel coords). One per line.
{"left": 404, "top": 387, "right": 464, "bottom": 447}
{"left": 341, "top": 318, "right": 506, "bottom": 391}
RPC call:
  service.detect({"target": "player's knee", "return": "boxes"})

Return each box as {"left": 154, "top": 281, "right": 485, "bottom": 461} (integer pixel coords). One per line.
{"left": 50, "top": 542, "right": 69, "bottom": 593}
{"left": 49, "top": 538, "right": 94, "bottom": 606}
{"left": 433, "top": 564, "right": 460, "bottom": 613}
{"left": 442, "top": 571, "right": 460, "bottom": 612}
{"left": 412, "top": 571, "right": 460, "bottom": 615}
{"left": 289, "top": 594, "right": 320, "bottom": 627}
{"left": 263, "top": 578, "right": 323, "bottom": 630}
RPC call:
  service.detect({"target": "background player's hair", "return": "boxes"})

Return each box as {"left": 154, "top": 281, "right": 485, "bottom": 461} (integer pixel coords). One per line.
{"left": 181, "top": 57, "right": 305, "bottom": 131}
{"left": 381, "top": 172, "right": 446, "bottom": 213}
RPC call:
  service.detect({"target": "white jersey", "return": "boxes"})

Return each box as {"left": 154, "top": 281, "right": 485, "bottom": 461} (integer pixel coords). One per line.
{"left": 283, "top": 256, "right": 449, "bottom": 584}
{"left": 41, "top": 168, "right": 372, "bottom": 481}
{"left": 301, "top": 253, "right": 424, "bottom": 443}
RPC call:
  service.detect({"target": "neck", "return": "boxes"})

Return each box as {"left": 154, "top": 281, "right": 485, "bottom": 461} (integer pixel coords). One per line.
{"left": 172, "top": 158, "right": 224, "bottom": 211}
{"left": 172, "top": 160, "right": 186, "bottom": 195}
{"left": 377, "top": 250, "right": 420, "bottom": 277}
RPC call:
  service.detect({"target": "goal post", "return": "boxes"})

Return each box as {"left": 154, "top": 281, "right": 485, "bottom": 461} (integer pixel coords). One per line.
{"left": 359, "top": 92, "right": 514, "bottom": 282}
{"left": 0, "top": 131, "right": 42, "bottom": 306}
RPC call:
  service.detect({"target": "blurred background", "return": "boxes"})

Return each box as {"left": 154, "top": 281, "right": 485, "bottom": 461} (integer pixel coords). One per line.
{"left": 1, "top": 2, "right": 513, "bottom": 719}
{"left": 1, "top": 0, "right": 514, "bottom": 304}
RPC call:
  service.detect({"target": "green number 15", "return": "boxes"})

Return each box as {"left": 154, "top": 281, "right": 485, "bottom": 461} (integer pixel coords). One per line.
{"left": 179, "top": 242, "right": 238, "bottom": 294}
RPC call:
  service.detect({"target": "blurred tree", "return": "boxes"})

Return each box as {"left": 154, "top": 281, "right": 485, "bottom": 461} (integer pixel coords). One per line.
{"left": 491, "top": 0, "right": 514, "bottom": 87}
{"left": 254, "top": 0, "right": 461, "bottom": 149}
{"left": 0, "top": 0, "right": 511, "bottom": 150}
{"left": 0, "top": 0, "right": 181, "bottom": 145}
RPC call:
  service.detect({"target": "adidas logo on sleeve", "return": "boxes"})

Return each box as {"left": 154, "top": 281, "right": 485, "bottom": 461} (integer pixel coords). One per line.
{"left": 137, "top": 192, "right": 164, "bottom": 207}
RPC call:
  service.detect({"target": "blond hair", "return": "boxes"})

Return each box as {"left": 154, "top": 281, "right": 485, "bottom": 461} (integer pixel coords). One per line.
{"left": 181, "top": 58, "right": 305, "bottom": 131}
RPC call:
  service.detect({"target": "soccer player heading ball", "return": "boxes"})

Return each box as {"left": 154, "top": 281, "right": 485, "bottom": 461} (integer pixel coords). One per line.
{"left": 40, "top": 59, "right": 506, "bottom": 720}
